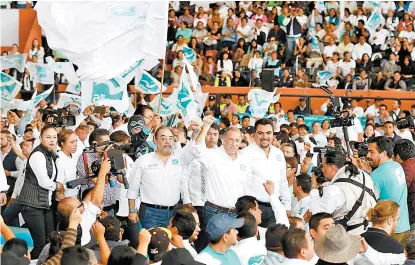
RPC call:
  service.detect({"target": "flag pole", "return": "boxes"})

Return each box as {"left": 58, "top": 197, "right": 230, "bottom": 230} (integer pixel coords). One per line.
{"left": 157, "top": 59, "right": 165, "bottom": 114}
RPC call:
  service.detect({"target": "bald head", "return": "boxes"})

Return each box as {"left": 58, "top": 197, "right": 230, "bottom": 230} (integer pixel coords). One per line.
{"left": 58, "top": 197, "right": 81, "bottom": 217}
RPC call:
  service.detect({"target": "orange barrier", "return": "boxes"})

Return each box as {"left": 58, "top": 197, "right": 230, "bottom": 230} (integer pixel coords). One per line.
{"left": 54, "top": 84, "right": 415, "bottom": 114}
{"left": 0, "top": 8, "right": 41, "bottom": 55}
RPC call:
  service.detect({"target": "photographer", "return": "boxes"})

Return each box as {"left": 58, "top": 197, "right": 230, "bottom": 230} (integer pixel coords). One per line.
{"left": 329, "top": 103, "right": 364, "bottom": 143}
{"left": 396, "top": 117, "right": 415, "bottom": 143}
{"left": 309, "top": 151, "right": 377, "bottom": 235}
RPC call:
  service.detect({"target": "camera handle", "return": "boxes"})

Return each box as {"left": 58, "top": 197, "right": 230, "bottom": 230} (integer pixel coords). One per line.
{"left": 342, "top": 125, "right": 352, "bottom": 160}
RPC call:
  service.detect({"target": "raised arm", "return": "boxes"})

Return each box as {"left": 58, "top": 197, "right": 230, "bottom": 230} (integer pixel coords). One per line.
{"left": 195, "top": 116, "right": 215, "bottom": 145}
{"left": 84, "top": 158, "right": 111, "bottom": 207}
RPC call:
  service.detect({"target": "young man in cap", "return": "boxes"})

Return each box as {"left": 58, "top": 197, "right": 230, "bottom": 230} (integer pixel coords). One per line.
{"left": 294, "top": 97, "right": 310, "bottom": 115}
{"left": 147, "top": 227, "right": 172, "bottom": 264}
{"left": 196, "top": 213, "right": 243, "bottom": 265}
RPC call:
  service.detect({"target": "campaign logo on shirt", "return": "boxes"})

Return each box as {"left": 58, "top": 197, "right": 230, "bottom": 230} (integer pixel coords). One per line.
{"left": 172, "top": 159, "right": 179, "bottom": 165}
{"left": 148, "top": 163, "right": 158, "bottom": 168}
{"left": 248, "top": 256, "right": 265, "bottom": 265}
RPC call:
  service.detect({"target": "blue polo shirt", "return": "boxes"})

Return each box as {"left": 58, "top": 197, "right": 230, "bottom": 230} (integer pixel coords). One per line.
{"left": 370, "top": 160, "right": 410, "bottom": 233}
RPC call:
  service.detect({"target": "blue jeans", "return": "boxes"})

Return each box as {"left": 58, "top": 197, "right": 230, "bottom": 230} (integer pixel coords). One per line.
{"left": 204, "top": 203, "right": 236, "bottom": 229}
{"left": 139, "top": 204, "right": 175, "bottom": 229}
{"left": 287, "top": 36, "right": 300, "bottom": 60}
{"left": 2, "top": 202, "right": 22, "bottom": 227}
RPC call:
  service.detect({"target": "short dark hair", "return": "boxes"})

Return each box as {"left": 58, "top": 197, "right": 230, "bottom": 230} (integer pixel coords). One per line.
{"left": 108, "top": 245, "right": 135, "bottom": 265}
{"left": 394, "top": 99, "right": 401, "bottom": 106}
{"left": 209, "top": 122, "right": 220, "bottom": 132}
{"left": 235, "top": 212, "right": 257, "bottom": 239}
{"left": 40, "top": 125, "right": 57, "bottom": 137}
{"left": 295, "top": 174, "right": 312, "bottom": 193}
{"left": 254, "top": 118, "right": 274, "bottom": 132}
{"left": 379, "top": 104, "right": 387, "bottom": 110}
{"left": 287, "top": 109, "right": 294, "bottom": 115}
{"left": 393, "top": 139, "right": 415, "bottom": 161}
{"left": 89, "top": 128, "right": 109, "bottom": 146}
{"left": 99, "top": 216, "right": 121, "bottom": 242}
{"left": 220, "top": 117, "right": 231, "bottom": 128}
{"left": 309, "top": 212, "right": 333, "bottom": 231}
{"left": 61, "top": 246, "right": 90, "bottom": 265}
{"left": 134, "top": 104, "right": 153, "bottom": 116}
{"left": 298, "top": 124, "right": 309, "bottom": 132}
{"left": 110, "top": 130, "right": 130, "bottom": 144}
{"left": 242, "top": 115, "right": 250, "bottom": 122}
{"left": 171, "top": 210, "right": 196, "bottom": 240}
{"left": 324, "top": 151, "right": 346, "bottom": 169}
{"left": 289, "top": 122, "right": 298, "bottom": 128}
{"left": 282, "top": 229, "right": 309, "bottom": 259}
{"left": 296, "top": 116, "right": 304, "bottom": 121}
{"left": 368, "top": 136, "right": 394, "bottom": 158}
{"left": 383, "top": 121, "right": 395, "bottom": 127}
{"left": 328, "top": 136, "right": 342, "bottom": 146}
{"left": 235, "top": 195, "right": 257, "bottom": 215}
{"left": 280, "top": 124, "right": 290, "bottom": 131}
{"left": 3, "top": 238, "right": 28, "bottom": 257}
{"left": 266, "top": 223, "right": 289, "bottom": 251}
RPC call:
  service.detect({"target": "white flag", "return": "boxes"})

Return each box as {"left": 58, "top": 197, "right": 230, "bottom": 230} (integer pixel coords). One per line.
{"left": 0, "top": 54, "right": 27, "bottom": 72}
{"left": 46, "top": 56, "right": 78, "bottom": 83}
{"left": 22, "top": 90, "right": 38, "bottom": 123}
{"left": 33, "top": 86, "right": 54, "bottom": 106}
{"left": 81, "top": 76, "right": 129, "bottom": 113}
{"left": 317, "top": 70, "right": 333, "bottom": 85}
{"left": 135, "top": 69, "right": 167, "bottom": 94}
{"left": 1, "top": 72, "right": 22, "bottom": 103}
{"left": 57, "top": 93, "right": 82, "bottom": 109}
{"left": 149, "top": 91, "right": 179, "bottom": 117}
{"left": 366, "top": 7, "right": 384, "bottom": 32}
{"left": 35, "top": 2, "right": 168, "bottom": 81}
{"left": 125, "top": 96, "right": 136, "bottom": 118}
{"left": 26, "top": 62, "right": 55, "bottom": 84}
{"left": 193, "top": 92, "right": 209, "bottom": 117}
{"left": 183, "top": 56, "right": 202, "bottom": 94}
{"left": 248, "top": 88, "right": 280, "bottom": 118}
{"left": 66, "top": 82, "right": 82, "bottom": 95}
{"left": 175, "top": 71, "right": 198, "bottom": 126}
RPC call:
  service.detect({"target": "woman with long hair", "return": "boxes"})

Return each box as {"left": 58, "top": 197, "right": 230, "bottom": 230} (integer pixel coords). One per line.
{"left": 29, "top": 38, "right": 45, "bottom": 64}
{"left": 217, "top": 51, "right": 233, "bottom": 78}
{"left": 17, "top": 125, "right": 58, "bottom": 259}
{"left": 321, "top": 119, "right": 331, "bottom": 137}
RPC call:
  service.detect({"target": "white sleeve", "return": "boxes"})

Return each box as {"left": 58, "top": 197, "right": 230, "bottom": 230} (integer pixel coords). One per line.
{"left": 362, "top": 246, "right": 406, "bottom": 265}
{"left": 192, "top": 140, "right": 210, "bottom": 167}
{"left": 80, "top": 201, "right": 101, "bottom": 246}
{"left": 0, "top": 163, "right": 9, "bottom": 193}
{"left": 99, "top": 117, "right": 112, "bottom": 131}
{"left": 55, "top": 157, "right": 65, "bottom": 184}
{"left": 269, "top": 194, "right": 290, "bottom": 228}
{"left": 180, "top": 141, "right": 196, "bottom": 166}
{"left": 32, "top": 128, "right": 40, "bottom": 139}
{"left": 12, "top": 167, "right": 25, "bottom": 199}
{"left": 278, "top": 158, "right": 291, "bottom": 211}
{"left": 181, "top": 164, "right": 192, "bottom": 204}
{"left": 10, "top": 157, "right": 24, "bottom": 178}
{"left": 127, "top": 158, "right": 143, "bottom": 200}
{"left": 29, "top": 152, "right": 56, "bottom": 191}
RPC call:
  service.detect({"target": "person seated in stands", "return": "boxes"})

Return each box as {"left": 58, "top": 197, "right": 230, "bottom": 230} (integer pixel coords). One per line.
{"left": 231, "top": 70, "right": 248, "bottom": 87}
{"left": 384, "top": 71, "right": 407, "bottom": 91}
{"left": 294, "top": 97, "right": 310, "bottom": 115}
{"left": 277, "top": 69, "right": 293, "bottom": 88}
{"left": 371, "top": 71, "right": 386, "bottom": 90}
{"left": 176, "top": 22, "right": 192, "bottom": 43}
{"left": 250, "top": 69, "right": 262, "bottom": 87}
{"left": 170, "top": 65, "right": 182, "bottom": 86}
{"left": 293, "top": 68, "right": 309, "bottom": 88}
{"left": 214, "top": 70, "right": 231, "bottom": 87}
{"left": 352, "top": 69, "right": 369, "bottom": 90}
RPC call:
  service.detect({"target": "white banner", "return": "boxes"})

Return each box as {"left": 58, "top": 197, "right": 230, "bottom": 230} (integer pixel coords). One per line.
{"left": 0, "top": 54, "right": 27, "bottom": 72}
{"left": 149, "top": 92, "right": 179, "bottom": 117}
{"left": 135, "top": 69, "right": 167, "bottom": 94}
{"left": 35, "top": 2, "right": 168, "bottom": 81}
{"left": 81, "top": 76, "right": 129, "bottom": 113}
{"left": 247, "top": 88, "right": 280, "bottom": 118}
{"left": 26, "top": 62, "right": 55, "bottom": 84}
{"left": 66, "top": 82, "right": 82, "bottom": 95}
{"left": 46, "top": 56, "right": 78, "bottom": 83}
{"left": 1, "top": 72, "right": 22, "bottom": 103}
{"left": 57, "top": 93, "right": 82, "bottom": 109}
{"left": 0, "top": 10, "right": 19, "bottom": 47}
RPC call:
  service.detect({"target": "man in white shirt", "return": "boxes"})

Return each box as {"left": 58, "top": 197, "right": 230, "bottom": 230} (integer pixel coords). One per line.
{"left": 193, "top": 116, "right": 252, "bottom": 225}
{"left": 241, "top": 118, "right": 290, "bottom": 227}
{"left": 292, "top": 174, "right": 311, "bottom": 221}
{"left": 330, "top": 104, "right": 364, "bottom": 143}
{"left": 128, "top": 127, "right": 186, "bottom": 229}
{"left": 236, "top": 17, "right": 252, "bottom": 42}
{"left": 364, "top": 97, "right": 383, "bottom": 119}
{"left": 398, "top": 24, "right": 415, "bottom": 44}
{"left": 369, "top": 24, "right": 390, "bottom": 47}
{"left": 338, "top": 52, "right": 356, "bottom": 78}
{"left": 323, "top": 37, "right": 337, "bottom": 62}
{"left": 352, "top": 36, "right": 372, "bottom": 64}
{"left": 310, "top": 122, "right": 328, "bottom": 147}
{"left": 230, "top": 212, "right": 267, "bottom": 265}
{"left": 351, "top": 99, "right": 365, "bottom": 118}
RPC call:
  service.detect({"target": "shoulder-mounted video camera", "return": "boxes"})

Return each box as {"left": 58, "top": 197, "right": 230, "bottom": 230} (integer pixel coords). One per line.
{"left": 41, "top": 106, "right": 79, "bottom": 127}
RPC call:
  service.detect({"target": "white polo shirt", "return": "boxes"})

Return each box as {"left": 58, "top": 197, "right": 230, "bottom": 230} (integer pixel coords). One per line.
{"left": 269, "top": 194, "right": 290, "bottom": 228}
{"left": 127, "top": 151, "right": 184, "bottom": 207}
{"left": 230, "top": 237, "right": 267, "bottom": 265}
{"left": 338, "top": 59, "right": 356, "bottom": 76}
{"left": 192, "top": 142, "right": 252, "bottom": 208}
{"left": 323, "top": 44, "right": 337, "bottom": 58}
{"left": 241, "top": 143, "right": 290, "bottom": 209}
{"left": 292, "top": 195, "right": 311, "bottom": 221}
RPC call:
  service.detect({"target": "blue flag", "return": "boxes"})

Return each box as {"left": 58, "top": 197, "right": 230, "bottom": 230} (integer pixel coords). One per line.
{"left": 366, "top": 7, "right": 383, "bottom": 32}
{"left": 183, "top": 46, "right": 196, "bottom": 63}
{"left": 26, "top": 62, "right": 55, "bottom": 84}
{"left": 135, "top": 69, "right": 166, "bottom": 94}
{"left": 317, "top": 71, "right": 333, "bottom": 85}
{"left": 1, "top": 72, "right": 22, "bottom": 102}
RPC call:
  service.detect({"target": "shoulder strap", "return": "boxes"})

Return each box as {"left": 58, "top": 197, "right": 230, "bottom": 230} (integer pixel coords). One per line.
{"left": 83, "top": 152, "right": 90, "bottom": 177}
{"left": 334, "top": 176, "right": 377, "bottom": 201}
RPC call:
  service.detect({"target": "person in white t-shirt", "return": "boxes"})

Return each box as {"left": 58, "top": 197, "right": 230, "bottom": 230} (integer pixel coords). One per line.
{"left": 292, "top": 174, "right": 311, "bottom": 221}
{"left": 330, "top": 104, "right": 364, "bottom": 143}
{"left": 323, "top": 37, "right": 338, "bottom": 63}
{"left": 310, "top": 122, "right": 328, "bottom": 148}
{"left": 338, "top": 52, "right": 356, "bottom": 78}
{"left": 398, "top": 24, "right": 415, "bottom": 44}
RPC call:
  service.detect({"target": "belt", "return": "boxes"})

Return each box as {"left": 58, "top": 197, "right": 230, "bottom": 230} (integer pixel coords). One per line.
{"left": 141, "top": 202, "right": 176, "bottom": 210}
{"left": 205, "top": 201, "right": 236, "bottom": 213}
{"left": 257, "top": 201, "right": 271, "bottom": 207}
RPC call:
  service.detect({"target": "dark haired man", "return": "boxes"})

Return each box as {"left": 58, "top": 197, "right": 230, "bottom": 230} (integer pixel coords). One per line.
{"left": 367, "top": 136, "right": 410, "bottom": 242}
{"left": 263, "top": 224, "right": 289, "bottom": 264}
{"left": 281, "top": 229, "right": 314, "bottom": 264}
{"left": 241, "top": 118, "right": 290, "bottom": 227}
{"left": 292, "top": 174, "right": 311, "bottom": 221}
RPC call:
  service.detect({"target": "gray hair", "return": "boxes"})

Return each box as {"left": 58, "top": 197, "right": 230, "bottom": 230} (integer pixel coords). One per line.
{"left": 406, "top": 228, "right": 415, "bottom": 259}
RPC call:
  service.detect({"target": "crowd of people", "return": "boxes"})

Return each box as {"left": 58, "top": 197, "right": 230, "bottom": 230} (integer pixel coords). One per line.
{"left": 2, "top": 1, "right": 415, "bottom": 265}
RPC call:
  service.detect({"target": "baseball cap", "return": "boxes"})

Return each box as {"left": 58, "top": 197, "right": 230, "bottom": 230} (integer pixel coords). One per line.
{"left": 299, "top": 96, "right": 306, "bottom": 101}
{"left": 206, "top": 213, "right": 244, "bottom": 240}
{"left": 209, "top": 96, "right": 215, "bottom": 101}
{"left": 0, "top": 252, "right": 30, "bottom": 265}
{"left": 148, "top": 227, "right": 172, "bottom": 259}
{"left": 343, "top": 102, "right": 352, "bottom": 109}
{"left": 161, "top": 248, "right": 204, "bottom": 265}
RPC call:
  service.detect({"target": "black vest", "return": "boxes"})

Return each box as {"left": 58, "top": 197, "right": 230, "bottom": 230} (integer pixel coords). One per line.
{"left": 17, "top": 145, "right": 58, "bottom": 209}
{"left": 2, "top": 148, "right": 17, "bottom": 172}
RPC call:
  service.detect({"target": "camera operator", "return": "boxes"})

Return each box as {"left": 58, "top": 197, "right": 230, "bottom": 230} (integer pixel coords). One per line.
{"left": 396, "top": 117, "right": 415, "bottom": 143}
{"left": 309, "top": 151, "right": 377, "bottom": 235}
{"left": 329, "top": 103, "right": 364, "bottom": 143}
{"left": 76, "top": 129, "right": 124, "bottom": 216}
{"left": 364, "top": 136, "right": 410, "bottom": 243}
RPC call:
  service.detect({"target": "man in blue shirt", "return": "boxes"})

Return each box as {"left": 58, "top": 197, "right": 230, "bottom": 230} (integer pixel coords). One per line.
{"left": 366, "top": 136, "right": 410, "bottom": 244}
{"left": 196, "top": 214, "right": 243, "bottom": 265}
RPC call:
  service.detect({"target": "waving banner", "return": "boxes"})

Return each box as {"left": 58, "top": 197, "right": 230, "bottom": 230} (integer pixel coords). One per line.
{"left": 174, "top": 71, "right": 198, "bottom": 126}
{"left": 46, "top": 56, "right": 78, "bottom": 83}
{"left": 248, "top": 88, "right": 280, "bottom": 118}
{"left": 66, "top": 82, "right": 82, "bottom": 95}
{"left": 366, "top": 7, "right": 383, "bottom": 32}
{"left": 317, "top": 70, "right": 333, "bottom": 85}
{"left": 1, "top": 72, "right": 22, "bottom": 103}
{"left": 26, "top": 62, "right": 55, "bottom": 84}
{"left": 35, "top": 2, "right": 168, "bottom": 81}
{"left": 149, "top": 92, "right": 179, "bottom": 117}
{"left": 193, "top": 92, "right": 209, "bottom": 118}
{"left": 57, "top": 93, "right": 82, "bottom": 109}
{"left": 183, "top": 46, "right": 196, "bottom": 63}
{"left": 81, "top": 76, "right": 129, "bottom": 113}
{"left": 135, "top": 69, "right": 167, "bottom": 94}
{"left": 33, "top": 86, "right": 54, "bottom": 106}
{"left": 0, "top": 54, "right": 27, "bottom": 72}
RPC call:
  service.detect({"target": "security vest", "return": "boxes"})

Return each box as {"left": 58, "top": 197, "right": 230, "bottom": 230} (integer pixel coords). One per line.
{"left": 332, "top": 166, "right": 377, "bottom": 235}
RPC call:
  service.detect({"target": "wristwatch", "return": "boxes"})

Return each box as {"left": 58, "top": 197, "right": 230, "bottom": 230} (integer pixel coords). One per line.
{"left": 129, "top": 208, "right": 137, "bottom": 213}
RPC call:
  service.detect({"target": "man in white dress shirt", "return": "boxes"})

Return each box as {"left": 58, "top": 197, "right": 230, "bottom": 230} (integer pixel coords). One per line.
{"left": 241, "top": 118, "right": 290, "bottom": 227}
{"left": 193, "top": 116, "right": 252, "bottom": 225}
{"left": 292, "top": 174, "right": 311, "bottom": 221}
{"left": 280, "top": 229, "right": 315, "bottom": 265}
{"left": 128, "top": 127, "right": 186, "bottom": 229}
